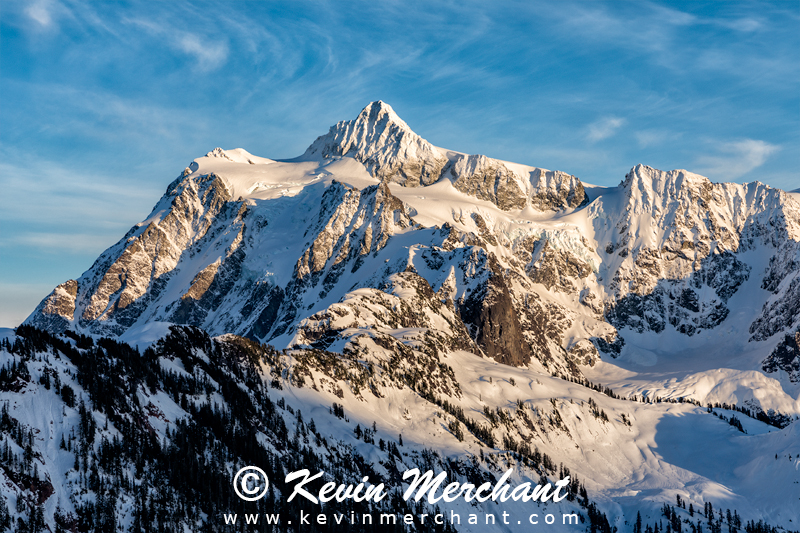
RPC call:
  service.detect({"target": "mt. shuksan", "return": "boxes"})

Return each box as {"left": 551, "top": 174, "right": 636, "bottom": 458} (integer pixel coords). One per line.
{"left": 28, "top": 101, "right": 800, "bottom": 393}
{"left": 14, "top": 100, "right": 800, "bottom": 530}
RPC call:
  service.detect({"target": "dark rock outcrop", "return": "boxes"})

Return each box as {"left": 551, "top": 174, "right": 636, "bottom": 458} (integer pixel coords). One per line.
{"left": 460, "top": 267, "right": 532, "bottom": 367}
{"left": 762, "top": 330, "right": 800, "bottom": 382}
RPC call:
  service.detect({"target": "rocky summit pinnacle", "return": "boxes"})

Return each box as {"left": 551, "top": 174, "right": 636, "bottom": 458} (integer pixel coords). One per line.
{"left": 301, "top": 102, "right": 589, "bottom": 211}
{"left": 303, "top": 100, "right": 449, "bottom": 187}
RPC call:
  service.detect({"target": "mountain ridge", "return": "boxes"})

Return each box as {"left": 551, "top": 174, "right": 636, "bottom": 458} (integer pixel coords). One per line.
{"left": 25, "top": 101, "right": 800, "bottom": 410}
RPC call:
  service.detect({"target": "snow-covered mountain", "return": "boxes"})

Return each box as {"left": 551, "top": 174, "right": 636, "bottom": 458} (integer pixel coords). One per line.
{"left": 9, "top": 101, "right": 800, "bottom": 531}
{"left": 27, "top": 101, "right": 800, "bottom": 403}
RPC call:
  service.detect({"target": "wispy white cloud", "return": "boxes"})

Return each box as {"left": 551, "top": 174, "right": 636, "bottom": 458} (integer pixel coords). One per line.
{"left": 716, "top": 17, "right": 762, "bottom": 32}
{"left": 25, "top": 0, "right": 55, "bottom": 28}
{"left": 529, "top": 1, "right": 785, "bottom": 83}
{"left": 177, "top": 34, "right": 229, "bottom": 71}
{"left": 532, "top": 2, "right": 695, "bottom": 60}
{"left": 695, "top": 139, "right": 780, "bottom": 180}
{"left": 587, "top": 117, "right": 625, "bottom": 142}
{"left": 634, "top": 129, "right": 683, "bottom": 149}
{"left": 4, "top": 80, "right": 202, "bottom": 144}
{"left": 123, "top": 17, "right": 229, "bottom": 71}
{"left": 18, "top": 0, "right": 113, "bottom": 35}
{"left": 0, "top": 233, "right": 115, "bottom": 254}
{"left": 0, "top": 156, "right": 160, "bottom": 253}
{"left": 635, "top": 130, "right": 663, "bottom": 148}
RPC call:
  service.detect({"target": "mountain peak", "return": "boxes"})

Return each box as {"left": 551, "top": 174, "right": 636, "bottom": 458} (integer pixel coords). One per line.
{"left": 621, "top": 164, "right": 710, "bottom": 203}
{"left": 350, "top": 100, "right": 412, "bottom": 137}
{"left": 206, "top": 147, "right": 234, "bottom": 160}
{"left": 355, "top": 100, "right": 408, "bottom": 130}
{"left": 302, "top": 101, "right": 448, "bottom": 187}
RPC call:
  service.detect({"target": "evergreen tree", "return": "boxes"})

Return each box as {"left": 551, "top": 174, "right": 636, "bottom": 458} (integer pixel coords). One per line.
{"left": 0, "top": 497, "right": 10, "bottom": 531}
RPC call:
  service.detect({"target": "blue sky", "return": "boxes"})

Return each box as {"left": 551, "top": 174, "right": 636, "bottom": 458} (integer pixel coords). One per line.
{"left": 1, "top": 0, "right": 798, "bottom": 327}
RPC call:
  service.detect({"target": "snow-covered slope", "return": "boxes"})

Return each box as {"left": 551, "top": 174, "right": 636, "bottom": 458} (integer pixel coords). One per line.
{"left": 17, "top": 101, "right": 800, "bottom": 531}
{"left": 2, "top": 325, "right": 798, "bottom": 532}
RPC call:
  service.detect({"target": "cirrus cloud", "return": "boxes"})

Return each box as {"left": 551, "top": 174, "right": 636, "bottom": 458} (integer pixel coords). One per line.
{"left": 176, "top": 34, "right": 229, "bottom": 71}
{"left": 586, "top": 116, "right": 626, "bottom": 143}
{"left": 695, "top": 139, "right": 780, "bottom": 180}
{"left": 124, "top": 17, "right": 229, "bottom": 71}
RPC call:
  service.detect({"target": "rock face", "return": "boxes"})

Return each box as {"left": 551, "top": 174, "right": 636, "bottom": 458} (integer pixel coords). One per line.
{"left": 303, "top": 101, "right": 448, "bottom": 187}
{"left": 762, "top": 330, "right": 800, "bottom": 382}
{"left": 527, "top": 240, "right": 593, "bottom": 293}
{"left": 25, "top": 104, "right": 800, "bottom": 390}
{"left": 450, "top": 155, "right": 527, "bottom": 211}
{"left": 595, "top": 165, "right": 800, "bottom": 341}
{"left": 750, "top": 239, "right": 800, "bottom": 341}
{"left": 84, "top": 171, "right": 235, "bottom": 334}
{"left": 460, "top": 258, "right": 531, "bottom": 367}
{"left": 447, "top": 157, "right": 588, "bottom": 212}
{"left": 529, "top": 168, "right": 588, "bottom": 210}
{"left": 28, "top": 280, "right": 78, "bottom": 332}
{"left": 606, "top": 251, "right": 750, "bottom": 336}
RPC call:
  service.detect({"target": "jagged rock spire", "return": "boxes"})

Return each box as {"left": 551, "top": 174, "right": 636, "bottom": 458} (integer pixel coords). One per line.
{"left": 303, "top": 101, "right": 449, "bottom": 187}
